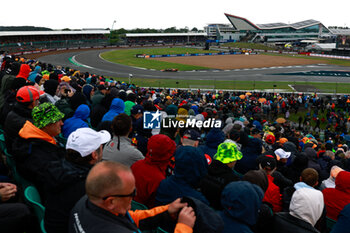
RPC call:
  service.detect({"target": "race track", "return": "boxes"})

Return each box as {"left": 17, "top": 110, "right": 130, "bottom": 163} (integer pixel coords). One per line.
{"left": 38, "top": 49, "right": 350, "bottom": 83}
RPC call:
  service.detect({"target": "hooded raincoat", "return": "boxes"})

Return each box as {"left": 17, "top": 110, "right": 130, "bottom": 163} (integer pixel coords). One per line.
{"left": 219, "top": 181, "right": 264, "bottom": 233}
{"left": 62, "top": 104, "right": 90, "bottom": 138}
{"left": 156, "top": 146, "right": 209, "bottom": 205}
{"left": 101, "top": 98, "right": 125, "bottom": 122}
{"left": 323, "top": 171, "right": 350, "bottom": 220}
{"left": 131, "top": 135, "right": 176, "bottom": 208}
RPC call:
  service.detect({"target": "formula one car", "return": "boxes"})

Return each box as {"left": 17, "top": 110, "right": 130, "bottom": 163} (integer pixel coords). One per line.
{"left": 161, "top": 68, "right": 178, "bottom": 72}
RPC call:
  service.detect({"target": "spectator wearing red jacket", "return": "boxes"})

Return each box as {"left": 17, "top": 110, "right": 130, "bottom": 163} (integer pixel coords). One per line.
{"left": 258, "top": 154, "right": 283, "bottom": 213}
{"left": 323, "top": 171, "right": 350, "bottom": 220}
{"left": 131, "top": 134, "right": 176, "bottom": 208}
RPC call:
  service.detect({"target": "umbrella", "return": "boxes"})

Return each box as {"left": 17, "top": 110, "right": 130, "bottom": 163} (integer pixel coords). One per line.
{"left": 258, "top": 98, "right": 267, "bottom": 103}
{"left": 246, "top": 92, "right": 252, "bottom": 96}
{"left": 276, "top": 117, "right": 286, "bottom": 124}
{"left": 239, "top": 95, "right": 245, "bottom": 99}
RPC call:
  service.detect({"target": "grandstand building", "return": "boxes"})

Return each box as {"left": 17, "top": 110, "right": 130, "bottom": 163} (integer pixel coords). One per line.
{"left": 204, "top": 24, "right": 242, "bottom": 41}
{"left": 124, "top": 32, "right": 207, "bottom": 45}
{"left": 0, "top": 30, "right": 109, "bottom": 52}
{"left": 224, "top": 13, "right": 332, "bottom": 43}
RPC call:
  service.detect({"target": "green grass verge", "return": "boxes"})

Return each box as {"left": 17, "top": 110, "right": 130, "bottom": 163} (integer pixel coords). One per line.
{"left": 100, "top": 47, "right": 220, "bottom": 71}
{"left": 107, "top": 77, "right": 350, "bottom": 93}
{"left": 221, "top": 42, "right": 275, "bottom": 50}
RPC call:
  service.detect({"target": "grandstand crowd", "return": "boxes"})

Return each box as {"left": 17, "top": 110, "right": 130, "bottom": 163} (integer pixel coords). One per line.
{"left": 0, "top": 52, "right": 350, "bottom": 233}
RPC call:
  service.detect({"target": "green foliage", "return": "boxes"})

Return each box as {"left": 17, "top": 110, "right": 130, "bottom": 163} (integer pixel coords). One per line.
{"left": 0, "top": 26, "right": 52, "bottom": 31}
{"left": 164, "top": 27, "right": 178, "bottom": 33}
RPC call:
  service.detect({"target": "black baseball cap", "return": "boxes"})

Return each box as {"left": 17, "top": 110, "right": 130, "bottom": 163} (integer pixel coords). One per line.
{"left": 183, "top": 129, "right": 201, "bottom": 141}
{"left": 258, "top": 154, "right": 276, "bottom": 170}
{"left": 97, "top": 84, "right": 106, "bottom": 91}
{"left": 130, "top": 105, "right": 144, "bottom": 115}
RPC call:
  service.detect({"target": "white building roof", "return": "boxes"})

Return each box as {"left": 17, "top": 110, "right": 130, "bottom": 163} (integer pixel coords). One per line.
{"left": 125, "top": 33, "right": 207, "bottom": 37}
{"left": 329, "top": 29, "right": 350, "bottom": 35}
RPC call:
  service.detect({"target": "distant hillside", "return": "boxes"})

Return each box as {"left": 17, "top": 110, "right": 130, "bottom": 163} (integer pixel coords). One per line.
{"left": 0, "top": 26, "right": 53, "bottom": 31}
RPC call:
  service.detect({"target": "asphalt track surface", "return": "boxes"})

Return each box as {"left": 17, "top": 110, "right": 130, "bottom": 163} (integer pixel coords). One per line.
{"left": 38, "top": 49, "right": 350, "bottom": 83}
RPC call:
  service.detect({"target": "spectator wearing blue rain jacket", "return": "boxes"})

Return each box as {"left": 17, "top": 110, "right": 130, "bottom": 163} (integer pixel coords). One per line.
{"left": 62, "top": 104, "right": 90, "bottom": 138}
{"left": 199, "top": 128, "right": 225, "bottom": 159}
{"left": 156, "top": 146, "right": 209, "bottom": 205}
{"left": 331, "top": 204, "right": 350, "bottom": 233}
{"left": 28, "top": 65, "right": 41, "bottom": 83}
{"left": 190, "top": 105, "right": 199, "bottom": 115}
{"left": 253, "top": 120, "right": 263, "bottom": 131}
{"left": 101, "top": 98, "right": 125, "bottom": 122}
{"left": 219, "top": 181, "right": 264, "bottom": 233}
{"left": 235, "top": 137, "right": 263, "bottom": 174}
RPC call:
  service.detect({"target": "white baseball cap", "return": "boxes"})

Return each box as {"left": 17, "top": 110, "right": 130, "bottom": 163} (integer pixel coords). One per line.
{"left": 274, "top": 148, "right": 291, "bottom": 160}
{"left": 66, "top": 128, "right": 111, "bottom": 157}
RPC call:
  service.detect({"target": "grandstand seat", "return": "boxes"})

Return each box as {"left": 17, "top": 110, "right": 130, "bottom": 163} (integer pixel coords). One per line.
{"left": 24, "top": 186, "right": 47, "bottom": 233}
{"left": 5, "top": 150, "right": 33, "bottom": 189}
{"left": 155, "top": 227, "right": 169, "bottom": 233}
{"left": 131, "top": 200, "right": 148, "bottom": 211}
{"left": 0, "top": 132, "right": 7, "bottom": 153}
{"left": 57, "top": 133, "right": 67, "bottom": 146}
{"left": 326, "top": 217, "right": 337, "bottom": 232}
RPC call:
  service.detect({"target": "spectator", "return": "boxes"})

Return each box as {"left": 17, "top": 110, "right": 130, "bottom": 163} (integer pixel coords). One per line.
{"left": 131, "top": 134, "right": 176, "bottom": 208}
{"left": 16, "top": 63, "right": 31, "bottom": 80}
{"left": 0, "top": 182, "right": 34, "bottom": 233}
{"left": 101, "top": 98, "right": 124, "bottom": 122}
{"left": 43, "top": 79, "right": 59, "bottom": 104}
{"left": 330, "top": 204, "right": 350, "bottom": 233}
{"left": 156, "top": 145, "right": 209, "bottom": 205}
{"left": 198, "top": 128, "right": 225, "bottom": 159}
{"left": 45, "top": 127, "right": 111, "bottom": 233}
{"left": 200, "top": 142, "right": 242, "bottom": 209}
{"left": 28, "top": 65, "right": 41, "bottom": 83}
{"left": 124, "top": 92, "right": 136, "bottom": 116}
{"left": 91, "top": 84, "right": 106, "bottom": 109}
{"left": 181, "top": 129, "right": 201, "bottom": 147}
{"left": 305, "top": 147, "right": 322, "bottom": 176}
{"left": 273, "top": 187, "right": 324, "bottom": 233}
{"left": 130, "top": 117, "right": 152, "bottom": 156}
{"left": 235, "top": 129, "right": 263, "bottom": 174}
{"left": 282, "top": 168, "right": 319, "bottom": 211}
{"left": 62, "top": 104, "right": 90, "bottom": 138}
{"left": 243, "top": 170, "right": 273, "bottom": 233}
{"left": 258, "top": 154, "right": 283, "bottom": 213}
{"left": 4, "top": 85, "right": 40, "bottom": 154}
{"left": 12, "top": 102, "right": 65, "bottom": 198}
{"left": 319, "top": 165, "right": 344, "bottom": 191}
{"left": 219, "top": 181, "right": 264, "bottom": 233}
{"left": 323, "top": 171, "right": 350, "bottom": 220}
{"left": 82, "top": 84, "right": 94, "bottom": 106}
{"left": 69, "top": 161, "right": 196, "bottom": 233}
{"left": 103, "top": 113, "right": 144, "bottom": 167}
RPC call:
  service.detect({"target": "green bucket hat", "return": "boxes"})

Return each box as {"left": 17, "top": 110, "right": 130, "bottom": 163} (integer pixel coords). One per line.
{"left": 32, "top": 102, "right": 64, "bottom": 129}
{"left": 214, "top": 142, "right": 243, "bottom": 164}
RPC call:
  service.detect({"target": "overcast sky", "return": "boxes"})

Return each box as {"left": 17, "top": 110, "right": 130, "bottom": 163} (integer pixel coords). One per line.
{"left": 1, "top": 0, "right": 349, "bottom": 30}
